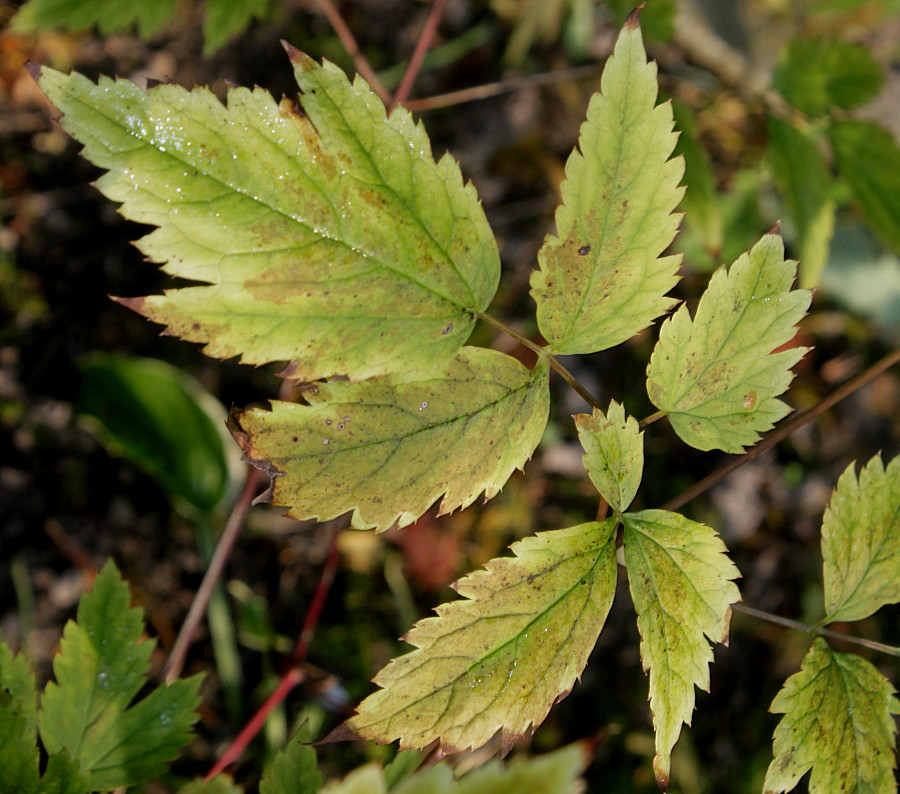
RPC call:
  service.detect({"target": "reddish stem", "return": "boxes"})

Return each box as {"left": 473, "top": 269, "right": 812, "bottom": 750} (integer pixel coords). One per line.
{"left": 389, "top": 0, "right": 447, "bottom": 114}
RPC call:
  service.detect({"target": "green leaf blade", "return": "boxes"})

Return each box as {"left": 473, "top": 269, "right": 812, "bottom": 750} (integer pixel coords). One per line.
{"left": 773, "top": 37, "right": 884, "bottom": 117}
{"left": 764, "top": 638, "right": 900, "bottom": 794}
{"left": 12, "top": 0, "right": 176, "bottom": 38}
{"left": 38, "top": 561, "right": 201, "bottom": 789}
{"left": 232, "top": 347, "right": 550, "bottom": 531}
{"left": 331, "top": 520, "right": 618, "bottom": 753}
{"left": 646, "top": 233, "right": 811, "bottom": 452}
{"left": 260, "top": 735, "right": 323, "bottom": 794}
{"left": 575, "top": 400, "right": 643, "bottom": 512}
{"left": 34, "top": 56, "right": 498, "bottom": 381}
{"left": 822, "top": 454, "right": 900, "bottom": 624}
{"left": 767, "top": 116, "right": 835, "bottom": 288}
{"left": 622, "top": 509, "right": 741, "bottom": 789}
{"left": 530, "top": 17, "right": 684, "bottom": 355}
{"left": 830, "top": 120, "right": 900, "bottom": 253}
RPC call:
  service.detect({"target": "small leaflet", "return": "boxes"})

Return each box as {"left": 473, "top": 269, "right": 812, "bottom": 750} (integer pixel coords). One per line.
{"left": 574, "top": 401, "right": 643, "bottom": 513}
{"left": 259, "top": 736, "right": 322, "bottom": 794}
{"left": 232, "top": 347, "right": 549, "bottom": 532}
{"left": 822, "top": 454, "right": 899, "bottom": 624}
{"left": 764, "top": 638, "right": 900, "bottom": 794}
{"left": 767, "top": 116, "right": 835, "bottom": 288}
{"left": 530, "top": 17, "right": 683, "bottom": 355}
{"left": 34, "top": 54, "right": 498, "bottom": 382}
{"left": 646, "top": 233, "right": 811, "bottom": 453}
{"left": 327, "top": 521, "right": 618, "bottom": 753}
{"left": 38, "top": 561, "right": 202, "bottom": 791}
{"left": 622, "top": 510, "right": 741, "bottom": 789}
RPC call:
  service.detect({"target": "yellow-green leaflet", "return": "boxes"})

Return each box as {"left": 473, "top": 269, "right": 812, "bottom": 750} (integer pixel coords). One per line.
{"left": 646, "top": 233, "right": 811, "bottom": 453}
{"left": 822, "top": 454, "right": 900, "bottom": 624}
{"left": 765, "top": 638, "right": 900, "bottom": 794}
{"left": 530, "top": 16, "right": 683, "bottom": 355}
{"left": 622, "top": 510, "right": 741, "bottom": 789}
{"left": 575, "top": 401, "right": 643, "bottom": 513}
{"left": 330, "top": 521, "right": 618, "bottom": 752}
{"left": 232, "top": 348, "right": 549, "bottom": 531}
{"left": 35, "top": 52, "right": 498, "bottom": 381}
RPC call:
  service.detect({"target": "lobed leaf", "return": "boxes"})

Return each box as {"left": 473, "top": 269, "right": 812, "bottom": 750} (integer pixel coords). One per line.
{"left": 767, "top": 116, "right": 835, "bottom": 288}
{"left": 830, "top": 120, "right": 900, "bottom": 253}
{"left": 232, "top": 347, "right": 549, "bottom": 531}
{"left": 39, "top": 560, "right": 202, "bottom": 790}
{"left": 530, "top": 15, "right": 684, "bottom": 355}
{"left": 329, "top": 520, "right": 618, "bottom": 753}
{"left": 260, "top": 735, "right": 323, "bottom": 794}
{"left": 764, "top": 638, "right": 900, "bottom": 794}
{"left": 574, "top": 400, "right": 643, "bottom": 513}
{"left": 822, "top": 454, "right": 899, "bottom": 624}
{"left": 0, "top": 642, "right": 37, "bottom": 739}
{"left": 622, "top": 509, "right": 741, "bottom": 789}
{"left": 646, "top": 233, "right": 811, "bottom": 452}
{"left": 33, "top": 52, "right": 498, "bottom": 382}
{"left": 773, "top": 37, "right": 884, "bottom": 117}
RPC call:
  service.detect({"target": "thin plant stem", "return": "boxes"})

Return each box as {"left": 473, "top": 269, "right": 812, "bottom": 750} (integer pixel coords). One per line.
{"left": 205, "top": 667, "right": 305, "bottom": 781}
{"left": 389, "top": 0, "right": 447, "bottom": 114}
{"left": 206, "top": 523, "right": 343, "bottom": 778}
{"left": 312, "top": 0, "right": 390, "bottom": 103}
{"left": 639, "top": 410, "right": 665, "bottom": 427}
{"left": 662, "top": 348, "right": 900, "bottom": 512}
{"left": 733, "top": 604, "right": 900, "bottom": 658}
{"left": 405, "top": 64, "right": 602, "bottom": 112}
{"left": 163, "top": 466, "right": 262, "bottom": 684}
{"left": 476, "top": 311, "right": 602, "bottom": 409}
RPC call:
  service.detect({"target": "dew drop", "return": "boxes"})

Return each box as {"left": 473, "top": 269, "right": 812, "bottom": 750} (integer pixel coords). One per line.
{"left": 418, "top": 401, "right": 428, "bottom": 412}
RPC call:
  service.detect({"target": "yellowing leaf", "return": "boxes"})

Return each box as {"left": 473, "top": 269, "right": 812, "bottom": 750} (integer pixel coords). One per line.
{"left": 646, "top": 233, "right": 811, "bottom": 453}
{"left": 574, "top": 400, "right": 643, "bottom": 513}
{"left": 622, "top": 510, "right": 741, "bottom": 789}
{"left": 330, "top": 521, "right": 618, "bottom": 752}
{"left": 33, "top": 53, "right": 498, "bottom": 382}
{"left": 530, "top": 16, "right": 683, "bottom": 355}
{"left": 822, "top": 454, "right": 900, "bottom": 624}
{"left": 764, "top": 638, "right": 900, "bottom": 794}
{"left": 232, "top": 348, "right": 549, "bottom": 531}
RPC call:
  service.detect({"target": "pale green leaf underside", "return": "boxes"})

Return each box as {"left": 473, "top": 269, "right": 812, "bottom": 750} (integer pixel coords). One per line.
{"left": 822, "top": 454, "right": 900, "bottom": 624}
{"left": 333, "top": 520, "right": 617, "bottom": 752}
{"left": 622, "top": 509, "right": 741, "bottom": 788}
{"left": 765, "top": 638, "right": 900, "bottom": 794}
{"left": 646, "top": 233, "right": 811, "bottom": 453}
{"left": 39, "top": 561, "right": 201, "bottom": 790}
{"left": 530, "top": 18, "right": 684, "bottom": 355}
{"left": 233, "top": 347, "right": 549, "bottom": 531}
{"left": 575, "top": 400, "right": 643, "bottom": 513}
{"left": 35, "top": 54, "right": 498, "bottom": 381}
{"left": 768, "top": 116, "right": 835, "bottom": 288}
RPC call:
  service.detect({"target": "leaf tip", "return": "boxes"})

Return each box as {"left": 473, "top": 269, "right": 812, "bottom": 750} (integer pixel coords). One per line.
{"left": 767, "top": 220, "right": 782, "bottom": 236}
{"left": 24, "top": 60, "right": 42, "bottom": 82}
{"left": 625, "top": 3, "right": 646, "bottom": 28}
{"left": 317, "top": 721, "right": 361, "bottom": 746}
{"left": 112, "top": 295, "right": 146, "bottom": 315}
{"left": 653, "top": 755, "right": 670, "bottom": 790}
{"left": 281, "top": 39, "right": 312, "bottom": 68}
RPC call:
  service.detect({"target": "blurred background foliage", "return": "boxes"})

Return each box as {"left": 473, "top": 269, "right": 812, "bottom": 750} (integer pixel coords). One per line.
{"left": 0, "top": 0, "right": 897, "bottom": 791}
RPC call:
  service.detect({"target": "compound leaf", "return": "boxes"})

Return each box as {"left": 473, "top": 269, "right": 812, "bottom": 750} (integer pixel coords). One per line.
{"left": 622, "top": 509, "right": 741, "bottom": 789}
{"left": 530, "top": 15, "right": 683, "bottom": 355}
{"left": 39, "top": 560, "right": 202, "bottom": 790}
{"left": 773, "top": 37, "right": 884, "bottom": 117}
{"left": 575, "top": 400, "right": 643, "bottom": 513}
{"left": 329, "top": 520, "right": 618, "bottom": 753}
{"left": 822, "top": 454, "right": 900, "bottom": 624}
{"left": 767, "top": 116, "right": 835, "bottom": 288}
{"left": 830, "top": 120, "right": 900, "bottom": 253}
{"left": 232, "top": 347, "right": 549, "bottom": 532}
{"left": 33, "top": 52, "right": 498, "bottom": 382}
{"left": 646, "top": 233, "right": 811, "bottom": 452}
{"left": 12, "top": 0, "right": 175, "bottom": 38}
{"left": 260, "top": 735, "right": 322, "bottom": 794}
{"left": 764, "top": 638, "right": 900, "bottom": 794}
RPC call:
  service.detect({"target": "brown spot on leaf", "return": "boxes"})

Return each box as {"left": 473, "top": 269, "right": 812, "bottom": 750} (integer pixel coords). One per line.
{"left": 442, "top": 323, "right": 453, "bottom": 335}
{"left": 578, "top": 245, "right": 591, "bottom": 256}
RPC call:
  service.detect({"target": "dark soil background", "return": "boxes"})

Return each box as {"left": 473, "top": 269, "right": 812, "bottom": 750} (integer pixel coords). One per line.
{"left": 1, "top": 1, "right": 898, "bottom": 791}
